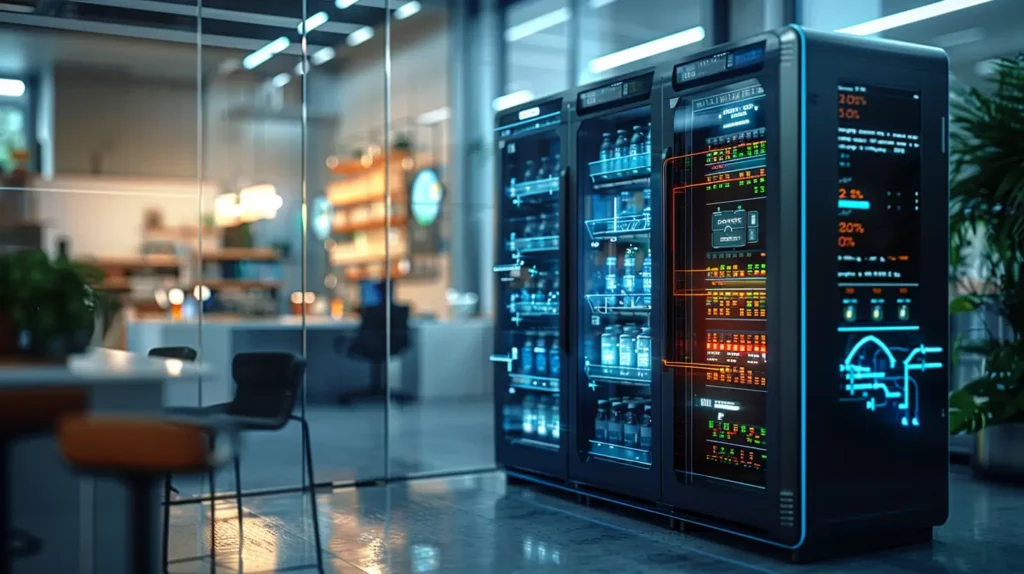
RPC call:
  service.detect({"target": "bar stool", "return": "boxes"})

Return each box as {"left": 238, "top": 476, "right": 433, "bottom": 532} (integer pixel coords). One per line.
{"left": 0, "top": 387, "right": 89, "bottom": 573}
{"left": 58, "top": 414, "right": 235, "bottom": 573}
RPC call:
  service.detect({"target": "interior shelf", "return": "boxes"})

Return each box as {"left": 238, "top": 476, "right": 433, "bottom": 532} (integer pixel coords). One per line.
{"left": 585, "top": 213, "right": 652, "bottom": 241}
{"left": 509, "top": 373, "right": 561, "bottom": 392}
{"left": 506, "top": 178, "right": 559, "bottom": 201}
{"left": 512, "top": 437, "right": 560, "bottom": 451}
{"left": 588, "top": 154, "right": 652, "bottom": 186}
{"left": 589, "top": 440, "right": 652, "bottom": 466}
{"left": 509, "top": 235, "right": 560, "bottom": 254}
{"left": 509, "top": 301, "right": 560, "bottom": 317}
{"left": 584, "top": 363, "right": 651, "bottom": 386}
{"left": 584, "top": 294, "right": 651, "bottom": 316}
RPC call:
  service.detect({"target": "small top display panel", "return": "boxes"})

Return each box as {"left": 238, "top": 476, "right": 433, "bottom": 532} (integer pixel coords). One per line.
{"left": 577, "top": 73, "right": 653, "bottom": 113}
{"left": 674, "top": 42, "right": 765, "bottom": 89}
{"left": 496, "top": 98, "right": 562, "bottom": 139}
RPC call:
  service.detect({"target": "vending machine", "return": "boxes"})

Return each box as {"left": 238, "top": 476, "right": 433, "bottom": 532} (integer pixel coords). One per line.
{"left": 567, "top": 69, "right": 665, "bottom": 502}
{"left": 492, "top": 96, "right": 570, "bottom": 480}
{"left": 661, "top": 25, "right": 949, "bottom": 559}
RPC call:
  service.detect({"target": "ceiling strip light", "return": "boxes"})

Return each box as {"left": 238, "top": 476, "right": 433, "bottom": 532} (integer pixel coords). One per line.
{"left": 311, "top": 46, "right": 336, "bottom": 66}
{"left": 346, "top": 25, "right": 374, "bottom": 47}
{"left": 417, "top": 107, "right": 451, "bottom": 126}
{"left": 394, "top": 1, "right": 421, "bottom": 20}
{"left": 492, "top": 90, "right": 535, "bottom": 112}
{"left": 0, "top": 78, "right": 26, "bottom": 97}
{"left": 588, "top": 26, "right": 705, "bottom": 74}
{"left": 297, "top": 11, "right": 329, "bottom": 34}
{"left": 272, "top": 73, "right": 291, "bottom": 88}
{"left": 505, "top": 7, "right": 571, "bottom": 43}
{"left": 242, "top": 36, "right": 291, "bottom": 70}
{"left": 835, "top": 0, "right": 994, "bottom": 36}
{"left": 336, "top": 0, "right": 359, "bottom": 8}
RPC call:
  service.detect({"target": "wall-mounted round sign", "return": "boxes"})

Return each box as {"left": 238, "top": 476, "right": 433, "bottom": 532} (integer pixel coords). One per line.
{"left": 312, "top": 196, "right": 334, "bottom": 241}
{"left": 410, "top": 168, "right": 443, "bottom": 227}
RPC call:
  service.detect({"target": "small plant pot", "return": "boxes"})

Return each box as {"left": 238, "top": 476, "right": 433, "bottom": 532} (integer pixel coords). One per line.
{"left": 973, "top": 422, "right": 1024, "bottom": 483}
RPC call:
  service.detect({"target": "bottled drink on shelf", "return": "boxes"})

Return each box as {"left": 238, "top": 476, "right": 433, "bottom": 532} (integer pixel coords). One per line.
{"left": 608, "top": 401, "right": 624, "bottom": 444}
{"left": 619, "top": 325, "right": 638, "bottom": 368}
{"left": 595, "top": 399, "right": 609, "bottom": 441}
{"left": 601, "top": 325, "right": 620, "bottom": 367}
{"left": 549, "top": 335, "right": 561, "bottom": 377}
{"left": 523, "top": 160, "right": 536, "bottom": 182}
{"left": 553, "top": 153, "right": 561, "bottom": 176}
{"left": 523, "top": 216, "right": 539, "bottom": 238}
{"left": 642, "top": 188, "right": 652, "bottom": 220}
{"left": 537, "top": 213, "right": 551, "bottom": 238}
{"left": 599, "top": 133, "right": 614, "bottom": 168}
{"left": 619, "top": 190, "right": 634, "bottom": 217}
{"left": 641, "top": 255, "right": 652, "bottom": 307}
{"left": 630, "top": 126, "right": 644, "bottom": 168}
{"left": 551, "top": 394, "right": 561, "bottom": 441}
{"left": 640, "top": 403, "right": 653, "bottom": 449}
{"left": 636, "top": 327, "right": 652, "bottom": 370}
{"left": 538, "top": 156, "right": 551, "bottom": 181}
{"left": 536, "top": 394, "right": 551, "bottom": 438}
{"left": 549, "top": 270, "right": 560, "bottom": 305}
{"left": 508, "top": 163, "right": 517, "bottom": 186}
{"left": 534, "top": 332, "right": 548, "bottom": 376}
{"left": 522, "top": 394, "right": 536, "bottom": 436}
{"left": 645, "top": 122, "right": 652, "bottom": 156}
{"left": 503, "top": 398, "right": 522, "bottom": 433}
{"left": 623, "top": 401, "right": 640, "bottom": 448}
{"left": 622, "top": 248, "right": 637, "bottom": 296}
{"left": 614, "top": 129, "right": 630, "bottom": 171}
{"left": 522, "top": 332, "right": 535, "bottom": 375}
{"left": 604, "top": 255, "right": 618, "bottom": 306}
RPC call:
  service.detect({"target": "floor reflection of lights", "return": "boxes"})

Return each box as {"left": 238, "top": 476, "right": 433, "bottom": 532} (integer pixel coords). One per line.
{"left": 204, "top": 499, "right": 281, "bottom": 571}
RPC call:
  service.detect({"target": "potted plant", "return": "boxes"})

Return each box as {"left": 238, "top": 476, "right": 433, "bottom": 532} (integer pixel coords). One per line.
{"left": 0, "top": 249, "right": 109, "bottom": 362}
{"left": 948, "top": 54, "right": 1024, "bottom": 478}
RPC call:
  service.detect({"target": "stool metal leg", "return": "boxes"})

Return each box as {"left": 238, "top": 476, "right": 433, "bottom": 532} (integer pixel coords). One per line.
{"left": 162, "top": 474, "right": 172, "bottom": 573}
{"left": 233, "top": 456, "right": 243, "bottom": 571}
{"left": 299, "top": 418, "right": 324, "bottom": 572}
{"left": 129, "top": 477, "right": 155, "bottom": 574}
{"left": 1, "top": 439, "right": 10, "bottom": 574}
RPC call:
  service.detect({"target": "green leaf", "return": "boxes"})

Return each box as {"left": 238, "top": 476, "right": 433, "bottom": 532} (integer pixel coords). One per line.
{"left": 949, "top": 295, "right": 979, "bottom": 314}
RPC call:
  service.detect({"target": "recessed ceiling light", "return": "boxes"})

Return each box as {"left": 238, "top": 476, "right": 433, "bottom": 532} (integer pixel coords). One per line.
{"left": 297, "top": 11, "right": 329, "bottom": 34}
{"left": 336, "top": 0, "right": 359, "bottom": 8}
{"left": 311, "top": 46, "right": 336, "bottom": 66}
{"left": 492, "top": 90, "right": 534, "bottom": 112}
{"left": 505, "top": 7, "right": 571, "bottom": 43}
{"left": 588, "top": 26, "right": 705, "bottom": 74}
{"left": 243, "top": 36, "right": 291, "bottom": 70}
{"left": 346, "top": 26, "right": 374, "bottom": 47}
{"left": 395, "top": 1, "right": 421, "bottom": 20}
{"left": 272, "top": 73, "right": 291, "bottom": 88}
{"left": 836, "top": 0, "right": 994, "bottom": 36}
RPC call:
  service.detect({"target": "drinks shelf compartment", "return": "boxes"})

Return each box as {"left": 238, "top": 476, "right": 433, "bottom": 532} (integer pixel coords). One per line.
{"left": 506, "top": 177, "right": 559, "bottom": 200}
{"left": 584, "top": 363, "right": 651, "bottom": 386}
{"left": 512, "top": 437, "right": 560, "bottom": 451}
{"left": 584, "top": 294, "right": 651, "bottom": 316}
{"left": 588, "top": 440, "right": 652, "bottom": 467}
{"left": 585, "top": 213, "right": 652, "bottom": 241}
{"left": 509, "top": 301, "right": 561, "bottom": 317}
{"left": 508, "top": 235, "right": 560, "bottom": 254}
{"left": 588, "top": 154, "right": 652, "bottom": 187}
{"left": 510, "top": 373, "right": 561, "bottom": 392}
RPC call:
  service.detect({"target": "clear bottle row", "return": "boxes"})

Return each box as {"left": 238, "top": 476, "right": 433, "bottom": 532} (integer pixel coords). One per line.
{"left": 509, "top": 154, "right": 562, "bottom": 185}
{"left": 598, "top": 124, "right": 652, "bottom": 172}
{"left": 595, "top": 397, "right": 652, "bottom": 449}
{"left": 598, "top": 324, "right": 652, "bottom": 369}
{"left": 519, "top": 330, "right": 561, "bottom": 377}
{"left": 599, "top": 248, "right": 652, "bottom": 303}
{"left": 509, "top": 271, "right": 560, "bottom": 312}
{"left": 516, "top": 214, "right": 561, "bottom": 239}
{"left": 503, "top": 393, "right": 561, "bottom": 443}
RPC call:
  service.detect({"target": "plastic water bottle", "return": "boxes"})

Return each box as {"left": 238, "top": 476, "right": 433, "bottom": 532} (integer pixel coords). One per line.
{"left": 601, "top": 326, "right": 619, "bottom": 366}
{"left": 523, "top": 160, "right": 536, "bottom": 182}
{"left": 640, "top": 403, "right": 653, "bottom": 449}
{"left": 503, "top": 399, "right": 522, "bottom": 433}
{"left": 630, "top": 126, "right": 643, "bottom": 168}
{"left": 537, "top": 395, "right": 551, "bottom": 438}
{"left": 604, "top": 255, "right": 618, "bottom": 306}
{"left": 641, "top": 256, "right": 652, "bottom": 307}
{"left": 551, "top": 394, "right": 561, "bottom": 441}
{"left": 522, "top": 394, "right": 536, "bottom": 436}
{"left": 549, "top": 336, "right": 561, "bottom": 376}
{"left": 619, "top": 326, "right": 638, "bottom": 368}
{"left": 595, "top": 400, "right": 609, "bottom": 441}
{"left": 608, "top": 401, "right": 624, "bottom": 444}
{"left": 599, "top": 133, "right": 614, "bottom": 173}
{"left": 622, "top": 248, "right": 637, "bottom": 298}
{"left": 623, "top": 401, "right": 639, "bottom": 448}
{"left": 521, "top": 332, "right": 535, "bottom": 375}
{"left": 534, "top": 333, "right": 548, "bottom": 376}
{"left": 636, "top": 327, "right": 652, "bottom": 370}
{"left": 614, "top": 129, "right": 629, "bottom": 172}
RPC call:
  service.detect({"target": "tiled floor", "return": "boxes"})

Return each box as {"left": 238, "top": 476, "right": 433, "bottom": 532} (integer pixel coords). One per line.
{"left": 168, "top": 467, "right": 1021, "bottom": 573}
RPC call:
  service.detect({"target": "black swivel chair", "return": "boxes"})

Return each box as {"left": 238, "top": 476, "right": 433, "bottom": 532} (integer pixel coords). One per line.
{"left": 163, "top": 352, "right": 324, "bottom": 573}
{"left": 338, "top": 303, "right": 414, "bottom": 403}
{"left": 148, "top": 346, "right": 198, "bottom": 363}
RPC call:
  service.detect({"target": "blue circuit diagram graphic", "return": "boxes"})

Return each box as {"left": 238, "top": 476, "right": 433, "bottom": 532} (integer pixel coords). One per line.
{"left": 839, "top": 335, "right": 943, "bottom": 427}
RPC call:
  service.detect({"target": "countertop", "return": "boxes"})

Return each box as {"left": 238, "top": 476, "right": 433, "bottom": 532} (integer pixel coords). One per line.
{"left": 128, "top": 314, "right": 493, "bottom": 330}
{"left": 0, "top": 348, "right": 207, "bottom": 387}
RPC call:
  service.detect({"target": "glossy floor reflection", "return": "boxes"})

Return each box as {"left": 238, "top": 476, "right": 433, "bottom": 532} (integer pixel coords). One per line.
{"left": 169, "top": 467, "right": 1020, "bottom": 573}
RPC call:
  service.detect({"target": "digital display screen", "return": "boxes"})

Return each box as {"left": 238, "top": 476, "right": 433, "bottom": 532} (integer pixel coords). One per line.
{"left": 675, "top": 43, "right": 766, "bottom": 87}
{"left": 670, "top": 81, "right": 768, "bottom": 489}
{"left": 835, "top": 83, "right": 939, "bottom": 428}
{"left": 578, "top": 75, "right": 653, "bottom": 111}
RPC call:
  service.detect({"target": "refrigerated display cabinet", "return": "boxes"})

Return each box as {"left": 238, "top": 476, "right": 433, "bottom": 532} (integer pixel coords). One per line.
{"left": 660, "top": 26, "right": 949, "bottom": 559}
{"left": 492, "top": 96, "right": 570, "bottom": 480}
{"left": 568, "top": 69, "right": 664, "bottom": 502}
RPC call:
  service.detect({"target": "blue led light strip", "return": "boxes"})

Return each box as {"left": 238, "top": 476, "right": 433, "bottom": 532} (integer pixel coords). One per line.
{"left": 837, "top": 325, "right": 920, "bottom": 332}
{"left": 838, "top": 199, "right": 870, "bottom": 210}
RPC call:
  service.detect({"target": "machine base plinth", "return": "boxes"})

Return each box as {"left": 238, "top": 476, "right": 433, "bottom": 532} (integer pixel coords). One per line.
{"left": 790, "top": 528, "right": 933, "bottom": 563}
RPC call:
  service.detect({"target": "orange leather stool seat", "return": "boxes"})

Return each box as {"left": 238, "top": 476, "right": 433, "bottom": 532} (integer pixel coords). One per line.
{"left": 0, "top": 388, "right": 88, "bottom": 433}
{"left": 58, "top": 416, "right": 212, "bottom": 474}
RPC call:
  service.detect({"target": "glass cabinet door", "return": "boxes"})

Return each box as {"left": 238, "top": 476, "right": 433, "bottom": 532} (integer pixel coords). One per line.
{"left": 576, "top": 106, "right": 654, "bottom": 468}
{"left": 494, "top": 106, "right": 564, "bottom": 453}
